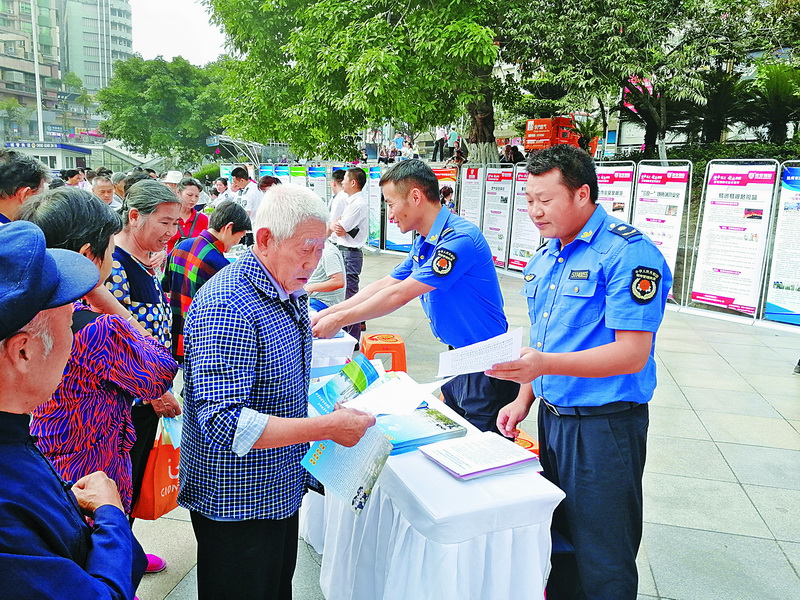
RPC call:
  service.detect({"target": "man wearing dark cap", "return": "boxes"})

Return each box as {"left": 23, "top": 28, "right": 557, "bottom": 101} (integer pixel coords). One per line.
{"left": 0, "top": 149, "right": 48, "bottom": 223}
{"left": 313, "top": 160, "right": 519, "bottom": 433}
{"left": 0, "top": 221, "right": 147, "bottom": 598}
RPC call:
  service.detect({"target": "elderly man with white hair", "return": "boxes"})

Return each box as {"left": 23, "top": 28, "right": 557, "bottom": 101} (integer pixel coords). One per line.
{"left": 178, "top": 184, "right": 376, "bottom": 600}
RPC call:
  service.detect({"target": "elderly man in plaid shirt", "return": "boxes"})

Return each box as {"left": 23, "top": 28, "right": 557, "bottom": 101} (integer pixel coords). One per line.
{"left": 178, "top": 184, "right": 375, "bottom": 600}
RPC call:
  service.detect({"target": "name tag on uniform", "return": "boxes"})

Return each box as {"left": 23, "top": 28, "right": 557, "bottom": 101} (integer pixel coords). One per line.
{"left": 569, "top": 270, "right": 590, "bottom": 280}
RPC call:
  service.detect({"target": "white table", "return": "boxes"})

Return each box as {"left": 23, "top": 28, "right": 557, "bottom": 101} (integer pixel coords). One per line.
{"left": 300, "top": 404, "right": 565, "bottom": 600}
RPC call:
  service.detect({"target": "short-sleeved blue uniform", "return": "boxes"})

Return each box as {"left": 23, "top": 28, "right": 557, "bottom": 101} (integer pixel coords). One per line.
{"left": 390, "top": 207, "right": 519, "bottom": 431}
{"left": 524, "top": 204, "right": 671, "bottom": 599}
{"left": 523, "top": 203, "right": 672, "bottom": 407}
{"left": 390, "top": 206, "right": 507, "bottom": 348}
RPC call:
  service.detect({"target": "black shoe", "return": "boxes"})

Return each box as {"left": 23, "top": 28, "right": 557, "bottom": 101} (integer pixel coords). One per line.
{"left": 794, "top": 360, "right": 800, "bottom": 374}
{"left": 360, "top": 322, "right": 367, "bottom": 331}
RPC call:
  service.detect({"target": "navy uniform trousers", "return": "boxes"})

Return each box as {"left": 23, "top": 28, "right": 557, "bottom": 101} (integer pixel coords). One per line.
{"left": 538, "top": 400, "right": 648, "bottom": 600}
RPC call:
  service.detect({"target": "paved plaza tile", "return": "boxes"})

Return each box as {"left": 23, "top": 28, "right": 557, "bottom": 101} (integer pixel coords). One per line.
{"left": 134, "top": 251, "right": 800, "bottom": 600}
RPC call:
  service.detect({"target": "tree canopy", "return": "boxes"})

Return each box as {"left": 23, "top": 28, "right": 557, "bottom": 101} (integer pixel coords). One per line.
{"left": 204, "top": 0, "right": 513, "bottom": 162}
{"left": 95, "top": 56, "right": 229, "bottom": 163}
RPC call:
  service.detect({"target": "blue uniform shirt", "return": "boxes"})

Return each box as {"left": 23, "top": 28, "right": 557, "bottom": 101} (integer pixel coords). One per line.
{"left": 523, "top": 204, "right": 672, "bottom": 407}
{"left": 391, "top": 207, "right": 507, "bottom": 348}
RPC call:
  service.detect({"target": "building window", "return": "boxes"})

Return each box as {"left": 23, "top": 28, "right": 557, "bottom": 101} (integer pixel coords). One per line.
{"left": 84, "top": 45, "right": 99, "bottom": 57}
{"left": 84, "top": 32, "right": 98, "bottom": 42}
{"left": 82, "top": 17, "right": 97, "bottom": 27}
{"left": 84, "top": 75, "right": 101, "bottom": 87}
{"left": 84, "top": 60, "right": 100, "bottom": 72}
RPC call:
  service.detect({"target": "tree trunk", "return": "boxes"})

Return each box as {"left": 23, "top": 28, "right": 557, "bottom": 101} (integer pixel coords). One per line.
{"left": 598, "top": 97, "right": 608, "bottom": 159}
{"left": 465, "top": 80, "right": 497, "bottom": 165}
{"left": 657, "top": 94, "right": 668, "bottom": 163}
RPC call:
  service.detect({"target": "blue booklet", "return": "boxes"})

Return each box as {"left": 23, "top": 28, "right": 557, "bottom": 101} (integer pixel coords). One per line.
{"left": 376, "top": 406, "right": 468, "bottom": 455}
{"left": 308, "top": 353, "right": 380, "bottom": 415}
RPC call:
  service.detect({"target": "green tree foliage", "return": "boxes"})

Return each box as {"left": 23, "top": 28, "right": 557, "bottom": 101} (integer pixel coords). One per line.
{"left": 669, "top": 69, "right": 752, "bottom": 144}
{"left": 0, "top": 98, "right": 35, "bottom": 140}
{"left": 503, "top": 0, "right": 772, "bottom": 159}
{"left": 96, "top": 56, "right": 229, "bottom": 163}
{"left": 741, "top": 62, "right": 800, "bottom": 144}
{"left": 203, "top": 0, "right": 508, "bottom": 163}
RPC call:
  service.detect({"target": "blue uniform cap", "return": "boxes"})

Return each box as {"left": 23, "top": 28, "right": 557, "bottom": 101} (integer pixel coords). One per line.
{"left": 0, "top": 221, "right": 99, "bottom": 340}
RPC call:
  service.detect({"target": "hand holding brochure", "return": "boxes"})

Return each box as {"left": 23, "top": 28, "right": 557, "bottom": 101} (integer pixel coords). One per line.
{"left": 437, "top": 328, "right": 523, "bottom": 378}
{"left": 302, "top": 426, "right": 392, "bottom": 514}
{"left": 419, "top": 431, "right": 540, "bottom": 480}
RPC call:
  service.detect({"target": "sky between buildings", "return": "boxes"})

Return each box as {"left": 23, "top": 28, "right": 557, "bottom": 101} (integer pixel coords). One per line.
{"left": 129, "top": 0, "right": 227, "bottom": 66}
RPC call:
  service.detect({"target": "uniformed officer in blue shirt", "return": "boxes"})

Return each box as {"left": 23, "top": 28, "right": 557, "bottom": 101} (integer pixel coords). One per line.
{"left": 487, "top": 145, "right": 672, "bottom": 600}
{"left": 313, "top": 159, "right": 519, "bottom": 432}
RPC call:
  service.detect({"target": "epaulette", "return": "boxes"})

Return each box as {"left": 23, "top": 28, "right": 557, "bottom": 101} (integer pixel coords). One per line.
{"left": 608, "top": 222, "right": 642, "bottom": 241}
{"left": 440, "top": 227, "right": 455, "bottom": 239}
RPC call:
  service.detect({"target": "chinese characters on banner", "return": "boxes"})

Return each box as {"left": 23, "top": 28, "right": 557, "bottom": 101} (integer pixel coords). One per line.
{"left": 691, "top": 163, "right": 778, "bottom": 315}
{"left": 631, "top": 165, "right": 690, "bottom": 298}
{"left": 596, "top": 165, "right": 635, "bottom": 222}
{"left": 459, "top": 167, "right": 485, "bottom": 227}
{"left": 481, "top": 167, "right": 514, "bottom": 268}
{"left": 507, "top": 168, "right": 540, "bottom": 271}
{"left": 764, "top": 166, "right": 800, "bottom": 325}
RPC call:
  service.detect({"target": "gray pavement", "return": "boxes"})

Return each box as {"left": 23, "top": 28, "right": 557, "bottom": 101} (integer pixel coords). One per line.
{"left": 134, "top": 250, "right": 800, "bottom": 600}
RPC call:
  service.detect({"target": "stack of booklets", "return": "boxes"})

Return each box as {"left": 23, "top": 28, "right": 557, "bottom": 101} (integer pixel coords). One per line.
{"left": 376, "top": 406, "right": 467, "bottom": 455}
{"left": 419, "top": 431, "right": 540, "bottom": 480}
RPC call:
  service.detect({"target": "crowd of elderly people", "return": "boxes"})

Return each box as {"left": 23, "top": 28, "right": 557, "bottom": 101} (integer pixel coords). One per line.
{"left": 0, "top": 149, "right": 374, "bottom": 600}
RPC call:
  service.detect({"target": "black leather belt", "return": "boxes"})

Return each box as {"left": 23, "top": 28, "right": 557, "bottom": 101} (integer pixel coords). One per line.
{"left": 539, "top": 397, "right": 641, "bottom": 417}
{"left": 336, "top": 245, "right": 362, "bottom": 252}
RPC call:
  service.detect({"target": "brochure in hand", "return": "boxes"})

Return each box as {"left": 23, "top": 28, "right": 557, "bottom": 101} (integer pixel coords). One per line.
{"left": 302, "top": 426, "right": 393, "bottom": 515}
{"left": 419, "top": 431, "right": 540, "bottom": 480}
{"left": 376, "top": 406, "right": 467, "bottom": 455}
{"left": 308, "top": 353, "right": 381, "bottom": 415}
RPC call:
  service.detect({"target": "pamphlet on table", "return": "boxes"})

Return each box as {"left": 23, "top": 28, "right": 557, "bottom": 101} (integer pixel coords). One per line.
{"left": 437, "top": 328, "right": 523, "bottom": 378}
{"left": 376, "top": 406, "right": 467, "bottom": 455}
{"left": 419, "top": 431, "right": 540, "bottom": 480}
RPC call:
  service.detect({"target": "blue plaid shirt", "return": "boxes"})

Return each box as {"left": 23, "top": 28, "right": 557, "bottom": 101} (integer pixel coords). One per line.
{"left": 178, "top": 249, "right": 312, "bottom": 520}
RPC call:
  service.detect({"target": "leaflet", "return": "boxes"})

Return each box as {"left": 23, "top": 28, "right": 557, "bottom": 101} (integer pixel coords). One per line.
{"left": 437, "top": 328, "right": 523, "bottom": 378}
{"left": 301, "top": 426, "right": 392, "bottom": 514}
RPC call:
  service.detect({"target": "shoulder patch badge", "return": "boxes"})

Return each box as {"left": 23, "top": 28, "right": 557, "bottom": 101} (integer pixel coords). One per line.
{"left": 432, "top": 248, "right": 457, "bottom": 277}
{"left": 631, "top": 266, "right": 661, "bottom": 304}
{"left": 609, "top": 223, "right": 642, "bottom": 241}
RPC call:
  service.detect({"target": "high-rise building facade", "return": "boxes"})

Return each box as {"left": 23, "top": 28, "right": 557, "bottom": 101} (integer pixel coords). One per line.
{"left": 60, "top": 0, "right": 132, "bottom": 93}
{"left": 0, "top": 0, "right": 62, "bottom": 140}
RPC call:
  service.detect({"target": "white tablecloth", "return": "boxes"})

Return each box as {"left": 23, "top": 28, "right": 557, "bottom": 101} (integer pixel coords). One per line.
{"left": 300, "top": 404, "right": 565, "bottom": 600}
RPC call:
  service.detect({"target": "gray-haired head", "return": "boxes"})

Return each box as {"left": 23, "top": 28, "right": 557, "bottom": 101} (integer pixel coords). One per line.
{"left": 120, "top": 179, "right": 180, "bottom": 227}
{"left": 254, "top": 184, "right": 328, "bottom": 242}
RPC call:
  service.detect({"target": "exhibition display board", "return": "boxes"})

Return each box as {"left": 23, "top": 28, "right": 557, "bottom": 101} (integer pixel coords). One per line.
{"left": 481, "top": 165, "right": 514, "bottom": 268}
{"left": 631, "top": 162, "right": 692, "bottom": 299}
{"left": 274, "top": 164, "right": 290, "bottom": 183}
{"left": 764, "top": 162, "right": 800, "bottom": 326}
{"left": 458, "top": 166, "right": 485, "bottom": 227}
{"left": 307, "top": 166, "right": 327, "bottom": 202}
{"left": 367, "top": 165, "right": 383, "bottom": 249}
{"left": 290, "top": 165, "right": 307, "bottom": 186}
{"left": 596, "top": 161, "right": 635, "bottom": 222}
{"left": 690, "top": 160, "right": 778, "bottom": 316}
{"left": 507, "top": 165, "right": 540, "bottom": 271}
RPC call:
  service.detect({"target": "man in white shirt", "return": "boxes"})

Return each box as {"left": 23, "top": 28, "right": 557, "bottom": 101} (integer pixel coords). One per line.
{"left": 432, "top": 126, "right": 447, "bottom": 162}
{"left": 331, "top": 167, "right": 369, "bottom": 342}
{"left": 230, "top": 167, "right": 262, "bottom": 218}
{"left": 328, "top": 168, "right": 348, "bottom": 220}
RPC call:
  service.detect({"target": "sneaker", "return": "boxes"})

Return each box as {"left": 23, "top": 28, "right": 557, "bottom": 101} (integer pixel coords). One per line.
{"left": 145, "top": 553, "right": 167, "bottom": 573}
{"left": 794, "top": 360, "right": 800, "bottom": 375}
